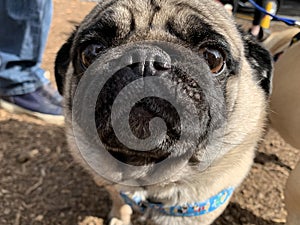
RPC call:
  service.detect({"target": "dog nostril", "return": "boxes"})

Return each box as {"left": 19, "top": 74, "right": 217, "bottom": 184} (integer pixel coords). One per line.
{"left": 127, "top": 61, "right": 171, "bottom": 76}
{"left": 128, "top": 62, "right": 139, "bottom": 70}
{"left": 153, "top": 61, "right": 171, "bottom": 71}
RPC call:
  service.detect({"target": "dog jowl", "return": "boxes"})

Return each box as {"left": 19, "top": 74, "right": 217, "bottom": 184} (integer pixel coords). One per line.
{"left": 55, "top": 0, "right": 273, "bottom": 224}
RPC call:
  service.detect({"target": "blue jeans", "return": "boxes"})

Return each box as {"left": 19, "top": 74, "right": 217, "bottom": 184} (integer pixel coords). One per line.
{"left": 0, "top": 0, "right": 53, "bottom": 96}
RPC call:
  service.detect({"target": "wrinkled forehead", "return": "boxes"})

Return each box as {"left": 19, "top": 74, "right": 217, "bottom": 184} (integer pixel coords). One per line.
{"left": 79, "top": 0, "right": 243, "bottom": 59}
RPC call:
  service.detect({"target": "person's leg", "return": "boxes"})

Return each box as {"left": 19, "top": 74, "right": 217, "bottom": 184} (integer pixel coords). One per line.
{"left": 0, "top": 0, "right": 52, "bottom": 96}
{"left": 251, "top": 0, "right": 267, "bottom": 37}
{"left": 0, "top": 0, "right": 64, "bottom": 124}
{"left": 252, "top": 0, "right": 264, "bottom": 25}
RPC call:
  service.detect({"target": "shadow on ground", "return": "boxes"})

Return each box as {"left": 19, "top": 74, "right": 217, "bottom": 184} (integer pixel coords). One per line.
{"left": 0, "top": 118, "right": 291, "bottom": 225}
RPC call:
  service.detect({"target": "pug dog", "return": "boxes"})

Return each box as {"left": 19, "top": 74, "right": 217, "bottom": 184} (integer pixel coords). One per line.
{"left": 54, "top": 0, "right": 273, "bottom": 224}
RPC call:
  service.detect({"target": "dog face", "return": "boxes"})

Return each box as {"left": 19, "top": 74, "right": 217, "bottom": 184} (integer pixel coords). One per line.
{"left": 55, "top": 0, "right": 272, "bottom": 185}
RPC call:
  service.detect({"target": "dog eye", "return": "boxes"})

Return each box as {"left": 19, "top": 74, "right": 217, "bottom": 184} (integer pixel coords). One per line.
{"left": 80, "top": 44, "right": 105, "bottom": 68}
{"left": 200, "top": 48, "right": 225, "bottom": 75}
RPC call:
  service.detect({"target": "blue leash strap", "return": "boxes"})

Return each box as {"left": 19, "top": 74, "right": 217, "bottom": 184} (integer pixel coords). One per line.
{"left": 247, "top": 0, "right": 300, "bottom": 28}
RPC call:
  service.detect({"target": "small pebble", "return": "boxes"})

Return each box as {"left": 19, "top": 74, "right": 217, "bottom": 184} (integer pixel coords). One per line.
{"left": 29, "top": 149, "right": 39, "bottom": 158}
{"left": 79, "top": 216, "right": 104, "bottom": 225}
{"left": 17, "top": 153, "right": 29, "bottom": 163}
{"left": 34, "top": 215, "right": 44, "bottom": 221}
{"left": 3, "top": 208, "right": 11, "bottom": 215}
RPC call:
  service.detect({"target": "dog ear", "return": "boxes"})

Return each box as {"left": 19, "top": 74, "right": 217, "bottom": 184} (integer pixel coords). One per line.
{"left": 242, "top": 32, "right": 273, "bottom": 96}
{"left": 54, "top": 30, "right": 76, "bottom": 95}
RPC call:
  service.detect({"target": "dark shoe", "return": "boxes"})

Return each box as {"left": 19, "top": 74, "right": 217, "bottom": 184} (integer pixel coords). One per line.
{"left": 0, "top": 84, "right": 64, "bottom": 125}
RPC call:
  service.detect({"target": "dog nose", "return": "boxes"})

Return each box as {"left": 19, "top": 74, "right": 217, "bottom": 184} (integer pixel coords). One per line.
{"left": 128, "top": 47, "right": 171, "bottom": 76}
{"left": 153, "top": 61, "right": 172, "bottom": 70}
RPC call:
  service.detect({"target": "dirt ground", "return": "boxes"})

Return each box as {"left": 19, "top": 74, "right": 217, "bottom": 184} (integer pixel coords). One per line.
{"left": 0, "top": 0, "right": 299, "bottom": 225}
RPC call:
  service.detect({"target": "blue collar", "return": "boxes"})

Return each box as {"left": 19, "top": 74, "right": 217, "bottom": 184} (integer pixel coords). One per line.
{"left": 120, "top": 187, "right": 234, "bottom": 217}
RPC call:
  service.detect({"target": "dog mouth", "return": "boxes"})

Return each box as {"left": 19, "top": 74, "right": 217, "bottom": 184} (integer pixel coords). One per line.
{"left": 97, "top": 96, "right": 182, "bottom": 166}
{"left": 107, "top": 146, "right": 171, "bottom": 166}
